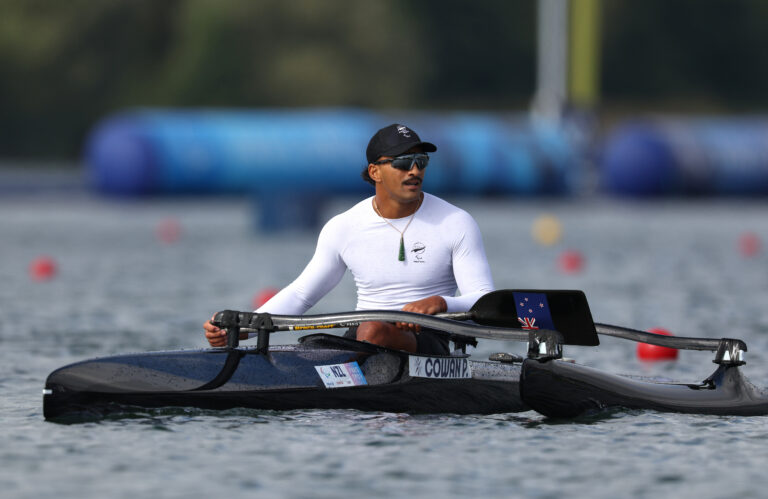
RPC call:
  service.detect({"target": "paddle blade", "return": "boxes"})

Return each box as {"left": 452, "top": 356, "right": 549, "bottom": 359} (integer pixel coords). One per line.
{"left": 470, "top": 290, "right": 599, "bottom": 346}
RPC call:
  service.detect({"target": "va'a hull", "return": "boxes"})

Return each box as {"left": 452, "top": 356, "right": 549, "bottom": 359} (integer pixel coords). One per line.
{"left": 520, "top": 358, "right": 768, "bottom": 418}
{"left": 43, "top": 334, "right": 526, "bottom": 420}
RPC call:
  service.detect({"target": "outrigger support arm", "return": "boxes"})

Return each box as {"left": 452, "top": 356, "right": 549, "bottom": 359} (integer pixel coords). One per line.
{"left": 596, "top": 323, "right": 748, "bottom": 365}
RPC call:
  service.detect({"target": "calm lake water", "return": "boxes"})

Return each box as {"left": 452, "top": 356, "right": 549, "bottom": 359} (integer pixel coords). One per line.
{"left": 2, "top": 176, "right": 768, "bottom": 498}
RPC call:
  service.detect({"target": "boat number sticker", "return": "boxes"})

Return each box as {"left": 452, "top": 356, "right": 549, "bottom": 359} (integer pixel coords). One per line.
{"left": 315, "top": 362, "right": 368, "bottom": 389}
{"left": 409, "top": 356, "right": 472, "bottom": 379}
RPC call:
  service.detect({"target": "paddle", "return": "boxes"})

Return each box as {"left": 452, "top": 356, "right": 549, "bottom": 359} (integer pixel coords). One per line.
{"left": 212, "top": 289, "right": 597, "bottom": 351}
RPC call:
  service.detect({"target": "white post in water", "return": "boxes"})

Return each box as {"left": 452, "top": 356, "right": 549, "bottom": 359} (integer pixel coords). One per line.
{"left": 533, "top": 0, "right": 569, "bottom": 124}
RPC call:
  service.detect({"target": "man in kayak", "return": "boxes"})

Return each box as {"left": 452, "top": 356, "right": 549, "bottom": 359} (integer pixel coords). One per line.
{"left": 204, "top": 123, "right": 494, "bottom": 354}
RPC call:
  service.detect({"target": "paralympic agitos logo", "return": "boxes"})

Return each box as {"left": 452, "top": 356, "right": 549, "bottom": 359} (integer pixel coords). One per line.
{"left": 411, "top": 242, "right": 426, "bottom": 262}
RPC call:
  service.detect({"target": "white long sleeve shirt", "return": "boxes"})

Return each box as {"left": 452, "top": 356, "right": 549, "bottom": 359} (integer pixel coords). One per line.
{"left": 257, "top": 193, "right": 494, "bottom": 314}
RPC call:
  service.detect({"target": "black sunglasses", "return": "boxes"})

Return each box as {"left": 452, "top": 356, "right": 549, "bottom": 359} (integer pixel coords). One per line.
{"left": 373, "top": 153, "right": 429, "bottom": 171}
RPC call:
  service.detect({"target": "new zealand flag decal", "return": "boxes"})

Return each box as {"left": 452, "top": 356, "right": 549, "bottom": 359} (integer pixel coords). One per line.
{"left": 513, "top": 292, "right": 555, "bottom": 330}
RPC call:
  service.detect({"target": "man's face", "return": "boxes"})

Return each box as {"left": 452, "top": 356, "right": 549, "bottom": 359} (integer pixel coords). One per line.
{"left": 369, "top": 146, "right": 426, "bottom": 204}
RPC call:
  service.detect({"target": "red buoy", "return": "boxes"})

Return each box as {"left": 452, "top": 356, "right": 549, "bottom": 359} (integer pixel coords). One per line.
{"left": 738, "top": 232, "right": 761, "bottom": 258}
{"left": 558, "top": 250, "right": 585, "bottom": 274}
{"left": 29, "top": 256, "right": 57, "bottom": 281}
{"left": 252, "top": 287, "right": 279, "bottom": 309}
{"left": 637, "top": 327, "right": 679, "bottom": 361}
{"left": 156, "top": 218, "right": 182, "bottom": 244}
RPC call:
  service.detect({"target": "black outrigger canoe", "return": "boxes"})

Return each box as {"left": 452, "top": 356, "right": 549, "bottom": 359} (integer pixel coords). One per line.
{"left": 43, "top": 290, "right": 768, "bottom": 421}
{"left": 42, "top": 333, "right": 527, "bottom": 420}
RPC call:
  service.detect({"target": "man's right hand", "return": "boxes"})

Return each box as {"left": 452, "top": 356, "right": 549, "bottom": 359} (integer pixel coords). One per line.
{"left": 204, "top": 315, "right": 250, "bottom": 347}
{"left": 204, "top": 317, "right": 228, "bottom": 347}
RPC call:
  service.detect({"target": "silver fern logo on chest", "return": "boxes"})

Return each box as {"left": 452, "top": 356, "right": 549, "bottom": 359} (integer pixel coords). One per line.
{"left": 411, "top": 242, "right": 426, "bottom": 263}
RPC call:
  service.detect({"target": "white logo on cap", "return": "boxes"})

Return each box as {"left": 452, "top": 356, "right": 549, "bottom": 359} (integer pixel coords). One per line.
{"left": 397, "top": 125, "right": 411, "bottom": 138}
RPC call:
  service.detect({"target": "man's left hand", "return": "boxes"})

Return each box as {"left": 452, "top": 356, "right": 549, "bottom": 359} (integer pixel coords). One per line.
{"left": 397, "top": 295, "right": 447, "bottom": 332}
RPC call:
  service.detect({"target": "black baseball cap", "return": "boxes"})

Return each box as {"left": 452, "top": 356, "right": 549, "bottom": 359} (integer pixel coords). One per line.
{"left": 366, "top": 124, "right": 437, "bottom": 164}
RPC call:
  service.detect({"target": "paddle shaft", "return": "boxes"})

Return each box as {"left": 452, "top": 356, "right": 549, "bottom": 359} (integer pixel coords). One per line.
{"left": 221, "top": 309, "right": 564, "bottom": 360}
{"left": 242, "top": 310, "right": 532, "bottom": 342}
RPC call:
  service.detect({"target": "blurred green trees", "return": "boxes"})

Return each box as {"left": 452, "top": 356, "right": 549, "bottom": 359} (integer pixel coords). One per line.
{"left": 1, "top": 0, "right": 767, "bottom": 159}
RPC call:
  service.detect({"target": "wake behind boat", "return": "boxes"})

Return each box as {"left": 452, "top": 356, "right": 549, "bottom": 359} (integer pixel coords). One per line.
{"left": 42, "top": 290, "right": 768, "bottom": 421}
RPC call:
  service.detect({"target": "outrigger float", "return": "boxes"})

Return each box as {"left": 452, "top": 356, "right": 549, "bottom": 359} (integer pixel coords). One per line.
{"left": 42, "top": 290, "right": 768, "bottom": 421}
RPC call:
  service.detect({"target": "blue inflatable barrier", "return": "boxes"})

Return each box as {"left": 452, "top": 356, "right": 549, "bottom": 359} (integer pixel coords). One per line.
{"left": 85, "top": 109, "right": 580, "bottom": 197}
{"left": 86, "top": 109, "right": 380, "bottom": 195}
{"left": 601, "top": 118, "right": 768, "bottom": 196}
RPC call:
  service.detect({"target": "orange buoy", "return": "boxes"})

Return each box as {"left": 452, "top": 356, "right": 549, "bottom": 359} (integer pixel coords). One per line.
{"left": 637, "top": 327, "right": 679, "bottom": 361}
{"left": 738, "top": 232, "right": 761, "bottom": 258}
{"left": 252, "top": 287, "right": 279, "bottom": 309}
{"left": 29, "top": 256, "right": 57, "bottom": 281}
{"left": 558, "top": 249, "right": 584, "bottom": 274}
{"left": 156, "top": 218, "right": 182, "bottom": 244}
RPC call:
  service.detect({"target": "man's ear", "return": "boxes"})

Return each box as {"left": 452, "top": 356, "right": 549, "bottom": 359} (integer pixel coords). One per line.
{"left": 368, "top": 163, "right": 381, "bottom": 183}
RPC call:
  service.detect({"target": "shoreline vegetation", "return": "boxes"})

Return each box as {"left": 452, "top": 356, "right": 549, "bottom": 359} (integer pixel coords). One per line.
{"left": 3, "top": 0, "right": 768, "bottom": 160}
